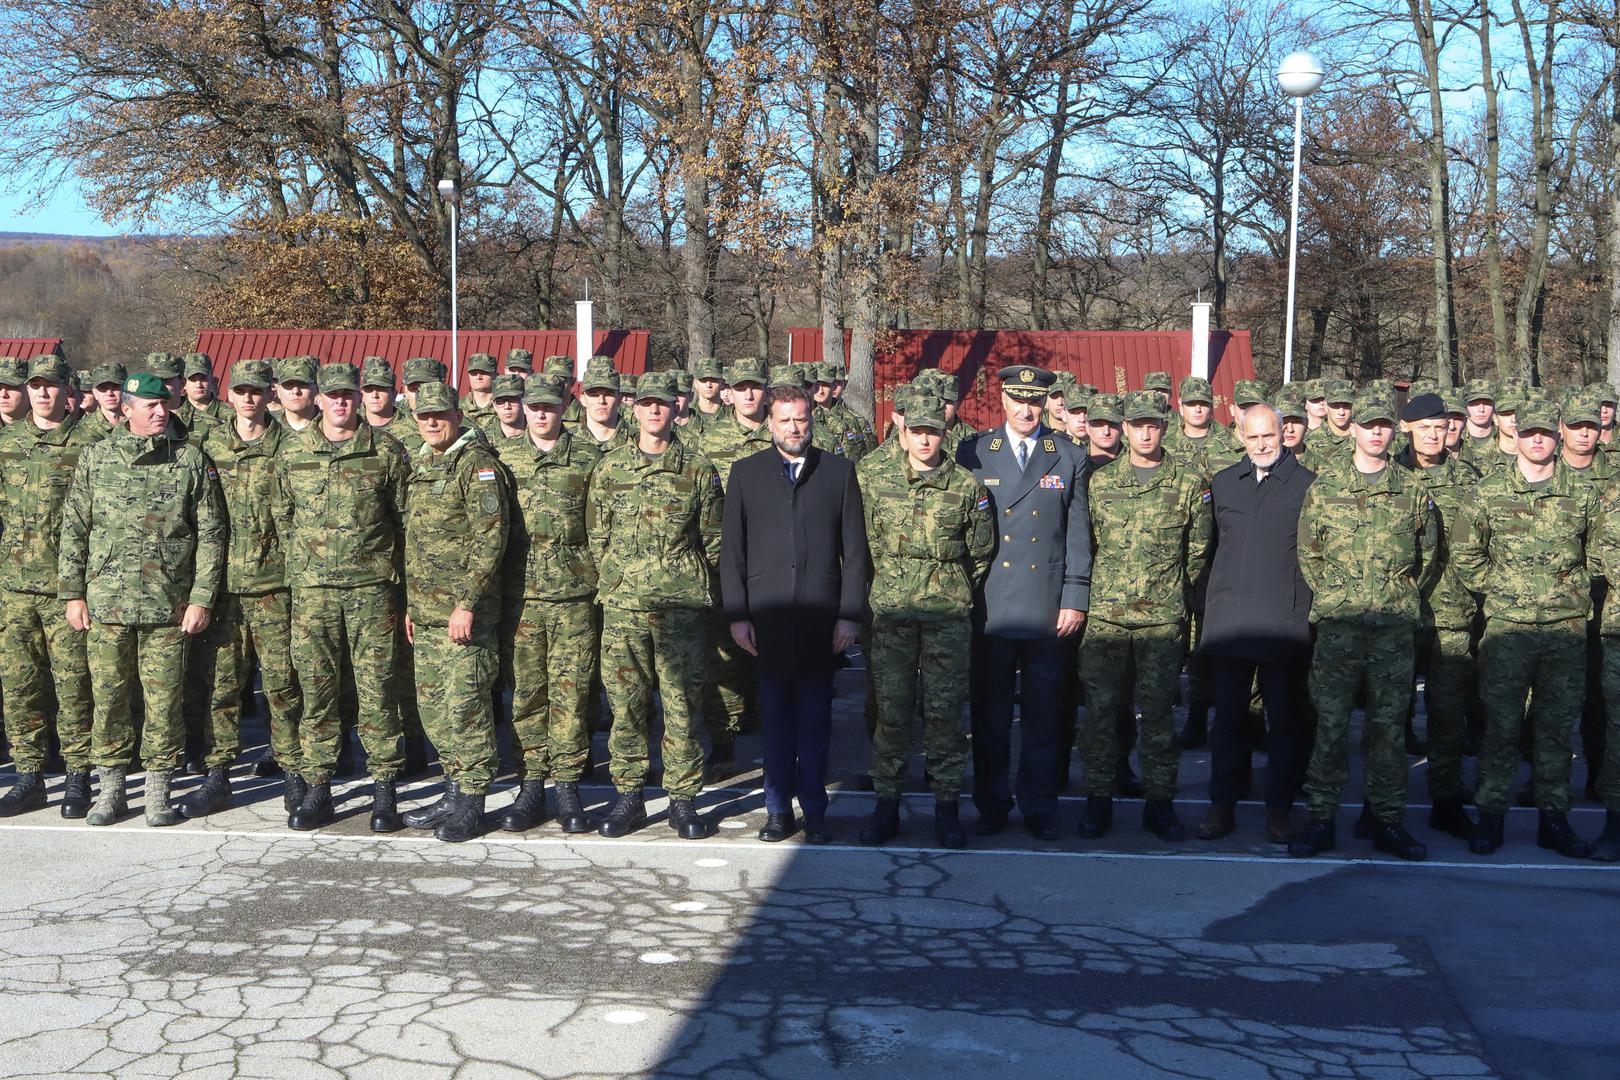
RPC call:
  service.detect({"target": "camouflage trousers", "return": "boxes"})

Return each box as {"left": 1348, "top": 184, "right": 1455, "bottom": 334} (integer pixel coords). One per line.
{"left": 1079, "top": 620, "right": 1185, "bottom": 799}
{"left": 510, "top": 597, "right": 597, "bottom": 783}
{"left": 413, "top": 617, "right": 499, "bottom": 795}
{"left": 0, "top": 590, "right": 92, "bottom": 772}
{"left": 291, "top": 585, "right": 403, "bottom": 784}
{"left": 394, "top": 583, "right": 424, "bottom": 741}
{"left": 600, "top": 605, "right": 706, "bottom": 799}
{"left": 87, "top": 620, "right": 188, "bottom": 771}
{"left": 702, "top": 608, "right": 754, "bottom": 742}
{"left": 1477, "top": 617, "right": 1584, "bottom": 814}
{"left": 183, "top": 591, "right": 304, "bottom": 772}
{"left": 1304, "top": 617, "right": 1415, "bottom": 821}
{"left": 867, "top": 615, "right": 971, "bottom": 798}
{"left": 1593, "top": 636, "right": 1620, "bottom": 811}
{"left": 1417, "top": 625, "right": 1473, "bottom": 800}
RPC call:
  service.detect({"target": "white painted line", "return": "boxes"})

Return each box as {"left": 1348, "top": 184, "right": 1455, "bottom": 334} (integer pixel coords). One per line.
{"left": 692, "top": 858, "right": 727, "bottom": 868}
{"left": 638, "top": 951, "right": 679, "bottom": 964}
{"left": 603, "top": 1010, "right": 646, "bottom": 1024}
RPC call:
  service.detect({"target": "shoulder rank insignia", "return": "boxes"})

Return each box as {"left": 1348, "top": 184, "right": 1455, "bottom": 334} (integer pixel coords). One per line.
{"left": 1042, "top": 439, "right": 1056, "bottom": 453}
{"left": 988, "top": 437, "right": 1003, "bottom": 451}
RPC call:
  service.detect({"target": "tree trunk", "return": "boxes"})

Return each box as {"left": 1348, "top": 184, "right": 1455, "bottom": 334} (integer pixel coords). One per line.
{"left": 1479, "top": 1, "right": 1511, "bottom": 378}
{"left": 1409, "top": 0, "right": 1460, "bottom": 386}
{"left": 967, "top": 94, "right": 1002, "bottom": 329}
{"left": 1306, "top": 305, "right": 1330, "bottom": 378}
{"left": 1511, "top": 0, "right": 1558, "bottom": 382}
{"left": 678, "top": 39, "right": 715, "bottom": 362}
{"left": 1608, "top": 3, "right": 1620, "bottom": 390}
{"left": 844, "top": 89, "right": 881, "bottom": 421}
{"left": 1030, "top": 70, "right": 1072, "bottom": 329}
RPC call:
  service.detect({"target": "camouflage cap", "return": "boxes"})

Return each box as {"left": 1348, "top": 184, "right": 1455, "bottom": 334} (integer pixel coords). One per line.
{"left": 1562, "top": 390, "right": 1602, "bottom": 427}
{"left": 316, "top": 362, "right": 359, "bottom": 394}
{"left": 73, "top": 369, "right": 94, "bottom": 392}
{"left": 692, "top": 356, "right": 725, "bottom": 381}
{"left": 1049, "top": 372, "right": 1078, "bottom": 399}
{"left": 906, "top": 393, "right": 947, "bottom": 431}
{"left": 1320, "top": 378, "right": 1354, "bottom": 405}
{"left": 1087, "top": 393, "right": 1123, "bottom": 424}
{"left": 998, "top": 365, "right": 1055, "bottom": 402}
{"left": 522, "top": 373, "right": 570, "bottom": 407}
{"left": 1299, "top": 378, "right": 1325, "bottom": 401}
{"left": 1178, "top": 376, "right": 1213, "bottom": 405}
{"left": 1275, "top": 394, "right": 1308, "bottom": 421}
{"left": 1586, "top": 380, "right": 1618, "bottom": 407}
{"left": 0, "top": 357, "right": 24, "bottom": 387}
{"left": 1516, "top": 397, "right": 1560, "bottom": 433}
{"left": 1350, "top": 390, "right": 1396, "bottom": 426}
{"left": 1406, "top": 379, "right": 1440, "bottom": 399}
{"left": 635, "top": 370, "right": 679, "bottom": 404}
{"left": 1497, "top": 377, "right": 1530, "bottom": 412}
{"left": 1142, "top": 370, "right": 1173, "bottom": 393}
{"left": 727, "top": 357, "right": 768, "bottom": 387}
{"left": 465, "top": 352, "right": 497, "bottom": 374}
{"left": 124, "top": 372, "right": 169, "bottom": 400}
{"left": 580, "top": 356, "right": 621, "bottom": 393}
{"left": 823, "top": 361, "right": 848, "bottom": 383}
{"left": 143, "top": 352, "right": 180, "bottom": 379}
{"left": 1065, "top": 390, "right": 1092, "bottom": 414}
{"left": 1122, "top": 389, "right": 1169, "bottom": 423}
{"left": 414, "top": 381, "right": 458, "bottom": 414}
{"left": 360, "top": 357, "right": 396, "bottom": 389}
{"left": 90, "top": 361, "right": 127, "bottom": 388}
{"left": 803, "top": 362, "right": 832, "bottom": 386}
{"left": 491, "top": 373, "right": 525, "bottom": 400}
{"left": 275, "top": 355, "right": 319, "bottom": 385}
{"left": 1462, "top": 378, "right": 1495, "bottom": 405}
{"left": 768, "top": 364, "right": 808, "bottom": 390}
{"left": 672, "top": 370, "right": 693, "bottom": 394}
{"left": 1075, "top": 382, "right": 1098, "bottom": 397}
{"left": 228, "top": 359, "right": 273, "bottom": 390}
{"left": 1232, "top": 379, "right": 1269, "bottom": 407}
{"left": 542, "top": 355, "right": 573, "bottom": 378}
{"left": 890, "top": 385, "right": 917, "bottom": 417}
{"left": 402, "top": 356, "right": 447, "bottom": 386}
{"left": 505, "top": 348, "right": 533, "bottom": 372}
{"left": 26, "top": 354, "right": 71, "bottom": 385}
{"left": 1442, "top": 393, "right": 1467, "bottom": 416}
{"left": 183, "top": 352, "right": 212, "bottom": 378}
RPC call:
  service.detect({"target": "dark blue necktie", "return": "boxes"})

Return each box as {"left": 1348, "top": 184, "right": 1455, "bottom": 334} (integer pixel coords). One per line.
{"left": 784, "top": 460, "right": 799, "bottom": 485}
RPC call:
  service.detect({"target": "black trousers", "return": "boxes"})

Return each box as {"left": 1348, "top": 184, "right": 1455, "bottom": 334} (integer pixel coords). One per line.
{"left": 757, "top": 671, "right": 832, "bottom": 819}
{"left": 971, "top": 633, "right": 1064, "bottom": 817}
{"left": 1209, "top": 657, "right": 1309, "bottom": 811}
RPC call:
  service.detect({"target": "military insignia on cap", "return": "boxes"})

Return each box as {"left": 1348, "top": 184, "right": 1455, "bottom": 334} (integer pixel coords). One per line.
{"left": 1019, "top": 369, "right": 1034, "bottom": 384}
{"left": 126, "top": 378, "right": 138, "bottom": 392}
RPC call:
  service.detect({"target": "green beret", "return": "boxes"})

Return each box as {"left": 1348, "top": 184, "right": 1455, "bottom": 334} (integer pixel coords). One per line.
{"left": 124, "top": 372, "right": 169, "bottom": 400}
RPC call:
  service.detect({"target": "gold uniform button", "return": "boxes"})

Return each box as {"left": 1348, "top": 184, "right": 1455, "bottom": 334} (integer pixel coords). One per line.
{"left": 1004, "top": 508, "right": 1012, "bottom": 516}
{"left": 1003, "top": 534, "right": 1011, "bottom": 542}
{"left": 1030, "top": 564, "right": 1038, "bottom": 570}
{"left": 1002, "top": 561, "right": 1011, "bottom": 568}
{"left": 1032, "top": 510, "right": 1039, "bottom": 517}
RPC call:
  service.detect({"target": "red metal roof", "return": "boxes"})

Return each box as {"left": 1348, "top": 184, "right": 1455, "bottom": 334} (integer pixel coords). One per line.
{"left": 786, "top": 328, "right": 1257, "bottom": 432}
{"left": 0, "top": 338, "right": 64, "bottom": 360}
{"left": 191, "top": 329, "right": 650, "bottom": 391}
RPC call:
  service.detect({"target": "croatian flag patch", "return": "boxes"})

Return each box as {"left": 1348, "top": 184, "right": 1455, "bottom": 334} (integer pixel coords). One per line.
{"left": 1038, "top": 474, "right": 1065, "bottom": 490}
{"left": 477, "top": 468, "right": 497, "bottom": 481}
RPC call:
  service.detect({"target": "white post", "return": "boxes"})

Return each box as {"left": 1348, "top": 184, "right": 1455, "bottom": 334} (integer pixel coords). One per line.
{"left": 448, "top": 202, "right": 460, "bottom": 390}
{"left": 1191, "top": 302, "right": 1212, "bottom": 379}
{"left": 1282, "top": 98, "right": 1305, "bottom": 386}
{"left": 575, "top": 300, "right": 594, "bottom": 384}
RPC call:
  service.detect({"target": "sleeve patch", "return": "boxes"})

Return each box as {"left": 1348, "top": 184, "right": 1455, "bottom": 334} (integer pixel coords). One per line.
{"left": 1200, "top": 488, "right": 1211, "bottom": 503}
{"left": 476, "top": 467, "right": 497, "bottom": 481}
{"left": 976, "top": 496, "right": 990, "bottom": 511}
{"left": 207, "top": 467, "right": 218, "bottom": 480}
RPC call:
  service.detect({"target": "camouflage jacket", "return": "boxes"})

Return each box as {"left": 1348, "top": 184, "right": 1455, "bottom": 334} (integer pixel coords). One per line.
{"left": 586, "top": 436, "right": 723, "bottom": 612}
{"left": 58, "top": 427, "right": 227, "bottom": 625}
{"left": 856, "top": 453, "right": 993, "bottom": 621}
{"left": 1164, "top": 424, "right": 1243, "bottom": 475}
{"left": 193, "top": 419, "right": 290, "bottom": 595}
{"left": 1457, "top": 430, "right": 1505, "bottom": 470}
{"left": 403, "top": 426, "right": 509, "bottom": 625}
{"left": 0, "top": 414, "right": 99, "bottom": 595}
{"left": 499, "top": 428, "right": 601, "bottom": 602}
{"left": 576, "top": 418, "right": 634, "bottom": 452}
{"left": 1085, "top": 452, "right": 1213, "bottom": 627}
{"left": 272, "top": 423, "right": 409, "bottom": 590}
{"left": 1456, "top": 460, "right": 1601, "bottom": 625}
{"left": 460, "top": 396, "right": 496, "bottom": 430}
{"left": 1297, "top": 457, "right": 1438, "bottom": 624}
{"left": 80, "top": 410, "right": 124, "bottom": 444}
{"left": 378, "top": 407, "right": 423, "bottom": 454}
{"left": 1394, "top": 449, "right": 1481, "bottom": 630}
{"left": 698, "top": 410, "right": 774, "bottom": 485}
{"left": 816, "top": 401, "right": 872, "bottom": 462}
{"left": 175, "top": 398, "right": 231, "bottom": 435}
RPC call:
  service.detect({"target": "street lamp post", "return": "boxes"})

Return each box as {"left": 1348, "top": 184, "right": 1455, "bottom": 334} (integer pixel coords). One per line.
{"left": 1277, "top": 51, "right": 1324, "bottom": 386}
{"left": 437, "top": 178, "right": 460, "bottom": 389}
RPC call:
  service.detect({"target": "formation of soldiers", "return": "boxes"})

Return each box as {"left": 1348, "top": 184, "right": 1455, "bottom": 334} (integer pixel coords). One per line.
{"left": 0, "top": 344, "right": 1616, "bottom": 863}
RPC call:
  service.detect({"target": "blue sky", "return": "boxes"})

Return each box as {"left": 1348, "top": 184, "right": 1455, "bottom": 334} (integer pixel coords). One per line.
{"left": 0, "top": 184, "right": 121, "bottom": 236}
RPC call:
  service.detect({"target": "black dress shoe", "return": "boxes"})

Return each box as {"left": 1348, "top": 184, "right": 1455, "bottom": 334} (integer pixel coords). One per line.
{"left": 1077, "top": 796, "right": 1112, "bottom": 839}
{"left": 1195, "top": 804, "right": 1235, "bottom": 840}
{"left": 758, "top": 811, "right": 797, "bottom": 842}
{"left": 974, "top": 809, "right": 1007, "bottom": 836}
{"left": 1537, "top": 810, "right": 1591, "bottom": 858}
{"left": 1371, "top": 819, "right": 1428, "bottom": 860}
{"left": 1287, "top": 816, "right": 1336, "bottom": 857}
{"left": 803, "top": 815, "right": 832, "bottom": 844}
{"left": 1428, "top": 797, "right": 1476, "bottom": 840}
{"left": 1352, "top": 801, "right": 1375, "bottom": 840}
{"left": 667, "top": 798, "right": 709, "bottom": 839}
{"left": 1024, "top": 813, "right": 1060, "bottom": 842}
{"left": 1470, "top": 812, "right": 1505, "bottom": 854}
{"left": 860, "top": 798, "right": 901, "bottom": 846}
{"left": 1142, "top": 799, "right": 1186, "bottom": 841}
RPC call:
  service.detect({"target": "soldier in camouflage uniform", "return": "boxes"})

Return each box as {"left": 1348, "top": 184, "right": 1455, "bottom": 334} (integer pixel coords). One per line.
{"left": 1312, "top": 379, "right": 1355, "bottom": 461}
{"left": 272, "top": 362, "right": 411, "bottom": 833}
{"left": 1560, "top": 391, "right": 1612, "bottom": 809}
{"left": 394, "top": 382, "right": 508, "bottom": 843}
{"left": 587, "top": 370, "right": 723, "bottom": 840}
{"left": 177, "top": 353, "right": 231, "bottom": 434}
{"left": 0, "top": 356, "right": 100, "bottom": 817}
{"left": 1290, "top": 391, "right": 1436, "bottom": 861}
{"left": 812, "top": 361, "right": 872, "bottom": 461}
{"left": 180, "top": 359, "right": 305, "bottom": 817}
{"left": 482, "top": 373, "right": 526, "bottom": 442}
{"left": 856, "top": 392, "right": 993, "bottom": 849}
{"left": 0, "top": 356, "right": 29, "bottom": 426}
{"left": 361, "top": 356, "right": 412, "bottom": 445}
{"left": 59, "top": 373, "right": 226, "bottom": 827}
{"left": 1077, "top": 391, "right": 1212, "bottom": 842}
{"left": 1276, "top": 395, "right": 1313, "bottom": 464}
{"left": 505, "top": 348, "right": 533, "bottom": 379}
{"left": 460, "top": 353, "right": 499, "bottom": 429}
{"left": 274, "top": 355, "right": 321, "bottom": 434}
{"left": 495, "top": 374, "right": 602, "bottom": 834}
{"left": 1301, "top": 380, "right": 1328, "bottom": 430}
{"left": 1394, "top": 392, "right": 1482, "bottom": 840}
{"left": 83, "top": 362, "right": 127, "bottom": 442}
{"left": 826, "top": 362, "right": 879, "bottom": 452}
{"left": 690, "top": 356, "right": 728, "bottom": 428}
{"left": 1142, "top": 370, "right": 1173, "bottom": 405}
{"left": 573, "top": 357, "right": 633, "bottom": 449}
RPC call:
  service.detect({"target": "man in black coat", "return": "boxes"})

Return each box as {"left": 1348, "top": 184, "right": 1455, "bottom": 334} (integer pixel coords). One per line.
{"left": 1196, "top": 403, "right": 1316, "bottom": 842}
{"left": 719, "top": 384, "right": 869, "bottom": 844}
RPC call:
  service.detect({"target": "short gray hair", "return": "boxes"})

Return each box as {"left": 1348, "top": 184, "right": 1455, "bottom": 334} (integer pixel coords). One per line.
{"left": 1240, "top": 403, "right": 1282, "bottom": 434}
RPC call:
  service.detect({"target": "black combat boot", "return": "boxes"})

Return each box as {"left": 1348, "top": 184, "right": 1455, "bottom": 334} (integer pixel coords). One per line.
{"left": 1352, "top": 800, "right": 1376, "bottom": 840}
{"left": 1590, "top": 811, "right": 1620, "bottom": 863}
{"left": 402, "top": 782, "right": 459, "bottom": 830}
{"left": 554, "top": 781, "right": 592, "bottom": 834}
{"left": 177, "top": 766, "right": 233, "bottom": 819}
{"left": 283, "top": 773, "right": 309, "bottom": 816}
{"left": 288, "top": 783, "right": 335, "bottom": 830}
{"left": 1469, "top": 812, "right": 1505, "bottom": 854}
{"left": 60, "top": 771, "right": 93, "bottom": 819}
{"left": 370, "top": 779, "right": 401, "bottom": 833}
{"left": 1371, "top": 819, "right": 1428, "bottom": 861}
{"left": 0, "top": 771, "right": 46, "bottom": 817}
{"left": 1537, "top": 810, "right": 1591, "bottom": 859}
{"left": 934, "top": 799, "right": 966, "bottom": 849}
{"left": 1142, "top": 799, "right": 1186, "bottom": 841}
{"left": 1428, "top": 797, "right": 1476, "bottom": 840}
{"left": 1077, "top": 795, "right": 1113, "bottom": 839}
{"left": 667, "top": 798, "right": 708, "bottom": 839}
{"left": 859, "top": 797, "right": 901, "bottom": 846}
{"left": 1287, "top": 816, "right": 1336, "bottom": 857}
{"left": 252, "top": 756, "right": 283, "bottom": 779}
{"left": 597, "top": 790, "right": 647, "bottom": 837}
{"left": 499, "top": 780, "right": 548, "bottom": 832}
{"left": 436, "top": 791, "right": 486, "bottom": 843}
